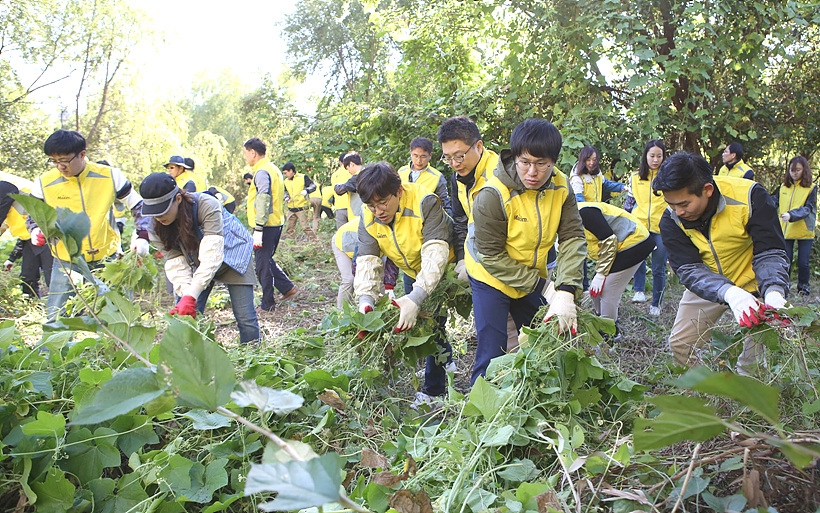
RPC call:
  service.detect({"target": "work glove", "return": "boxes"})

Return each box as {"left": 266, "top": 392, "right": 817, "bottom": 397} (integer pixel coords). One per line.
{"left": 544, "top": 290, "right": 577, "bottom": 335}
{"left": 724, "top": 285, "right": 761, "bottom": 328}
{"left": 30, "top": 227, "right": 46, "bottom": 247}
{"left": 763, "top": 290, "right": 787, "bottom": 310}
{"left": 253, "top": 230, "right": 264, "bottom": 249}
{"left": 131, "top": 236, "right": 150, "bottom": 257}
{"left": 454, "top": 259, "right": 468, "bottom": 282}
{"left": 300, "top": 190, "right": 308, "bottom": 197}
{"left": 780, "top": 212, "right": 791, "bottom": 222}
{"left": 170, "top": 295, "right": 197, "bottom": 318}
{"left": 384, "top": 284, "right": 396, "bottom": 301}
{"left": 357, "top": 302, "right": 374, "bottom": 340}
{"left": 393, "top": 295, "right": 420, "bottom": 332}
{"left": 589, "top": 273, "right": 606, "bottom": 298}
{"left": 3, "top": 260, "right": 12, "bottom": 271}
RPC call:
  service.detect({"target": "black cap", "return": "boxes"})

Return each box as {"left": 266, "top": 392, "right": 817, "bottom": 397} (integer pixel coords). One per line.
{"left": 184, "top": 157, "right": 195, "bottom": 170}
{"left": 163, "top": 155, "right": 190, "bottom": 169}
{"left": 140, "top": 173, "right": 180, "bottom": 216}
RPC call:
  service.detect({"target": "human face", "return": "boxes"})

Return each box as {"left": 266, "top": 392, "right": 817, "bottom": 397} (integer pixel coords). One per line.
{"left": 789, "top": 162, "right": 804, "bottom": 183}
{"left": 243, "top": 147, "right": 258, "bottom": 167}
{"left": 441, "top": 140, "right": 482, "bottom": 177}
{"left": 284, "top": 169, "right": 295, "bottom": 179}
{"left": 585, "top": 153, "right": 598, "bottom": 172}
{"left": 722, "top": 146, "right": 736, "bottom": 164}
{"left": 244, "top": 178, "right": 253, "bottom": 186}
{"left": 409, "top": 148, "right": 431, "bottom": 171}
{"left": 154, "top": 194, "right": 182, "bottom": 226}
{"left": 646, "top": 146, "right": 664, "bottom": 170}
{"left": 346, "top": 162, "right": 362, "bottom": 175}
{"left": 515, "top": 152, "right": 555, "bottom": 190}
{"left": 366, "top": 189, "right": 402, "bottom": 224}
{"left": 165, "top": 164, "right": 185, "bottom": 178}
{"left": 47, "top": 151, "right": 85, "bottom": 178}
{"left": 662, "top": 183, "right": 714, "bottom": 222}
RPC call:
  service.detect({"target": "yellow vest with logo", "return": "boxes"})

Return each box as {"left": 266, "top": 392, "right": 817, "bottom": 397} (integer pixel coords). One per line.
{"left": 457, "top": 149, "right": 499, "bottom": 218}
{"left": 673, "top": 176, "right": 757, "bottom": 292}
{"left": 630, "top": 169, "right": 666, "bottom": 232}
{"left": 465, "top": 169, "right": 570, "bottom": 298}
{"left": 332, "top": 166, "right": 350, "bottom": 210}
{"left": 398, "top": 164, "right": 444, "bottom": 195}
{"left": 582, "top": 174, "right": 603, "bottom": 202}
{"left": 39, "top": 161, "right": 120, "bottom": 262}
{"left": 284, "top": 173, "right": 309, "bottom": 209}
{"left": 334, "top": 216, "right": 360, "bottom": 258}
{"left": 174, "top": 170, "right": 207, "bottom": 192}
{"left": 779, "top": 183, "right": 816, "bottom": 240}
{"left": 0, "top": 173, "right": 34, "bottom": 240}
{"left": 718, "top": 160, "right": 753, "bottom": 179}
{"left": 580, "top": 202, "right": 649, "bottom": 260}
{"left": 246, "top": 158, "right": 284, "bottom": 227}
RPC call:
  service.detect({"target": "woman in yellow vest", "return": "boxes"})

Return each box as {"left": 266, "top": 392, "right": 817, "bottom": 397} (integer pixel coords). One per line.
{"left": 569, "top": 146, "right": 628, "bottom": 203}
{"left": 465, "top": 119, "right": 586, "bottom": 384}
{"left": 629, "top": 140, "right": 669, "bottom": 315}
{"left": 772, "top": 156, "right": 816, "bottom": 295}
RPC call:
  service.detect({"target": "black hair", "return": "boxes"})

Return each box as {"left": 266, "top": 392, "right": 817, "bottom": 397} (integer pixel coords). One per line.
{"left": 153, "top": 191, "right": 199, "bottom": 253}
{"left": 243, "top": 137, "right": 266, "bottom": 155}
{"left": 409, "top": 137, "right": 433, "bottom": 154}
{"left": 653, "top": 152, "right": 714, "bottom": 195}
{"left": 437, "top": 116, "right": 481, "bottom": 145}
{"left": 243, "top": 172, "right": 253, "bottom": 180}
{"left": 356, "top": 162, "right": 402, "bottom": 204}
{"left": 339, "top": 152, "right": 347, "bottom": 164}
{"left": 96, "top": 160, "right": 110, "bottom": 166}
{"left": 184, "top": 157, "right": 195, "bottom": 170}
{"left": 785, "top": 156, "right": 812, "bottom": 188}
{"left": 638, "top": 140, "right": 666, "bottom": 180}
{"left": 509, "top": 119, "right": 562, "bottom": 163}
{"left": 281, "top": 162, "right": 296, "bottom": 172}
{"left": 727, "top": 142, "right": 744, "bottom": 161}
{"left": 343, "top": 153, "right": 362, "bottom": 168}
{"left": 44, "top": 130, "right": 86, "bottom": 156}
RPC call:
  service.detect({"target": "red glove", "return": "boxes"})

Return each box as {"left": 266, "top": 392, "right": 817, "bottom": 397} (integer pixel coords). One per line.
{"left": 170, "top": 295, "right": 197, "bottom": 318}
{"left": 30, "top": 227, "right": 46, "bottom": 246}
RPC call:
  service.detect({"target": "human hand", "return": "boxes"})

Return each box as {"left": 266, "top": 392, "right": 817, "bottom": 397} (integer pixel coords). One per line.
{"left": 253, "top": 230, "right": 264, "bottom": 249}
{"left": 724, "top": 286, "right": 762, "bottom": 327}
{"left": 131, "top": 237, "right": 150, "bottom": 256}
{"left": 763, "top": 290, "right": 787, "bottom": 310}
{"left": 300, "top": 190, "right": 308, "bottom": 197}
{"left": 3, "top": 260, "right": 12, "bottom": 271}
{"left": 454, "top": 259, "right": 468, "bottom": 282}
{"left": 543, "top": 290, "right": 577, "bottom": 334}
{"left": 384, "top": 285, "right": 396, "bottom": 301}
{"left": 170, "top": 295, "right": 197, "bottom": 318}
{"left": 780, "top": 212, "right": 791, "bottom": 222}
{"left": 589, "top": 273, "right": 606, "bottom": 297}
{"left": 30, "top": 227, "right": 46, "bottom": 246}
{"left": 393, "top": 295, "right": 420, "bottom": 332}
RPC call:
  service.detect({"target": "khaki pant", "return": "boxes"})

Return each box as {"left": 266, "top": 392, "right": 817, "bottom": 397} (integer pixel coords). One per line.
{"left": 669, "top": 289, "right": 763, "bottom": 372}
{"left": 310, "top": 197, "right": 322, "bottom": 233}
{"left": 591, "top": 262, "right": 643, "bottom": 322}
{"left": 285, "top": 208, "right": 316, "bottom": 239}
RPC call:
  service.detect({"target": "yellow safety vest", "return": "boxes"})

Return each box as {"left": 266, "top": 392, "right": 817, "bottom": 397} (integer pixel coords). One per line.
{"left": 284, "top": 173, "right": 309, "bottom": 209}
{"left": 672, "top": 176, "right": 757, "bottom": 292}
{"left": 331, "top": 166, "right": 350, "bottom": 210}
{"left": 580, "top": 202, "right": 649, "bottom": 260}
{"left": 246, "top": 158, "right": 284, "bottom": 227}
{"left": 39, "top": 161, "right": 121, "bottom": 262}
{"left": 779, "top": 183, "right": 816, "bottom": 240}
{"left": 582, "top": 174, "right": 603, "bottom": 202}
{"left": 210, "top": 185, "right": 235, "bottom": 206}
{"left": 717, "top": 160, "right": 753, "bottom": 179}
{"left": 630, "top": 169, "right": 666, "bottom": 232}
{"left": 465, "top": 169, "right": 570, "bottom": 298}
{"left": 174, "top": 170, "right": 207, "bottom": 192}
{"left": 398, "top": 164, "right": 444, "bottom": 195}
{"left": 456, "top": 149, "right": 499, "bottom": 218}
{"left": 0, "top": 173, "right": 34, "bottom": 240}
{"left": 320, "top": 185, "right": 335, "bottom": 208}
{"left": 334, "top": 216, "right": 360, "bottom": 258}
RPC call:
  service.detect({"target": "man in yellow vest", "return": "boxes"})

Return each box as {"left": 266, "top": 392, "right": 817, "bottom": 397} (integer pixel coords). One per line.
{"left": 656, "top": 153, "right": 789, "bottom": 374}
{"left": 397, "top": 137, "right": 451, "bottom": 213}
{"left": 28, "top": 130, "right": 149, "bottom": 320}
{"left": 354, "top": 163, "right": 452, "bottom": 408}
{"left": 243, "top": 137, "right": 297, "bottom": 313}
{"left": 331, "top": 152, "right": 352, "bottom": 229}
{"left": 465, "top": 119, "right": 586, "bottom": 383}
{"left": 717, "top": 142, "right": 754, "bottom": 180}
{"left": 281, "top": 162, "right": 317, "bottom": 240}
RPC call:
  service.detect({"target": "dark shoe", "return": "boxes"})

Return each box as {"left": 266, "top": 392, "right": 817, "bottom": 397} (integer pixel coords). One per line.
{"left": 798, "top": 286, "right": 810, "bottom": 296}
{"left": 282, "top": 286, "right": 299, "bottom": 300}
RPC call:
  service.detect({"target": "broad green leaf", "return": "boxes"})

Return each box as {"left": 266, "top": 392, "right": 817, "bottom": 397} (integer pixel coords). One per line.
{"left": 230, "top": 381, "right": 304, "bottom": 415}
{"left": 673, "top": 367, "right": 780, "bottom": 424}
{"left": 19, "top": 457, "right": 37, "bottom": 504}
{"left": 110, "top": 415, "right": 159, "bottom": 455}
{"left": 60, "top": 427, "right": 121, "bottom": 484}
{"left": 108, "top": 322, "right": 157, "bottom": 357}
{"left": 30, "top": 468, "right": 75, "bottom": 513}
{"left": 515, "top": 482, "right": 549, "bottom": 511}
{"left": 262, "top": 439, "right": 319, "bottom": 463}
{"left": 11, "top": 194, "right": 57, "bottom": 239}
{"left": 79, "top": 368, "right": 112, "bottom": 385}
{"left": 183, "top": 409, "right": 232, "bottom": 430}
{"left": 55, "top": 206, "right": 91, "bottom": 258}
{"left": 245, "top": 453, "right": 344, "bottom": 511}
{"left": 702, "top": 491, "right": 747, "bottom": 512}
{"left": 73, "top": 367, "right": 167, "bottom": 425}
{"left": 21, "top": 411, "right": 65, "bottom": 438}
{"left": 633, "top": 395, "right": 726, "bottom": 451}
{"left": 404, "top": 335, "right": 431, "bottom": 348}
{"left": 202, "top": 494, "right": 242, "bottom": 513}
{"left": 14, "top": 371, "right": 53, "bottom": 398}
{"left": 481, "top": 424, "right": 516, "bottom": 447}
{"left": 497, "top": 459, "right": 539, "bottom": 483}
{"left": 164, "top": 457, "right": 230, "bottom": 503}
{"left": 158, "top": 319, "right": 236, "bottom": 410}
{"left": 463, "top": 377, "right": 511, "bottom": 420}
{"left": 302, "top": 369, "right": 350, "bottom": 393}
{"left": 465, "top": 488, "right": 497, "bottom": 511}
{"left": 94, "top": 474, "right": 149, "bottom": 513}
{"left": 43, "top": 316, "right": 99, "bottom": 333}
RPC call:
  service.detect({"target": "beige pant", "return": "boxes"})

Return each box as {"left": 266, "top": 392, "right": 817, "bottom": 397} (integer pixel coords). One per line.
{"left": 591, "top": 262, "right": 643, "bottom": 322}
{"left": 669, "top": 289, "right": 763, "bottom": 371}
{"left": 310, "top": 197, "right": 322, "bottom": 233}
{"left": 285, "top": 209, "right": 316, "bottom": 239}
{"left": 332, "top": 243, "right": 354, "bottom": 308}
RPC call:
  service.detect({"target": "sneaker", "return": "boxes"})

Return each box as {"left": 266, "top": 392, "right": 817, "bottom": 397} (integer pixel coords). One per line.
{"left": 632, "top": 292, "right": 647, "bottom": 303}
{"left": 649, "top": 305, "right": 661, "bottom": 316}
{"left": 410, "top": 391, "right": 443, "bottom": 411}
{"left": 281, "top": 286, "right": 299, "bottom": 300}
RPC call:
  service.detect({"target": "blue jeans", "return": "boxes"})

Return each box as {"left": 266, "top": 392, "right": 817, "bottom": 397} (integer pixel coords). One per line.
{"left": 47, "top": 258, "right": 107, "bottom": 322}
{"left": 470, "top": 277, "right": 546, "bottom": 385}
{"left": 632, "top": 232, "right": 667, "bottom": 307}
{"left": 785, "top": 239, "right": 813, "bottom": 291}
{"left": 403, "top": 274, "right": 451, "bottom": 397}
{"left": 190, "top": 282, "right": 259, "bottom": 344}
{"left": 255, "top": 225, "right": 294, "bottom": 310}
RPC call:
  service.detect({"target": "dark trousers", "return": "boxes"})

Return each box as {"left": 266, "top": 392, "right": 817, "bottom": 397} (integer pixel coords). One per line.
{"left": 470, "top": 277, "right": 546, "bottom": 385}
{"left": 785, "top": 239, "right": 813, "bottom": 291}
{"left": 21, "top": 241, "right": 53, "bottom": 297}
{"left": 255, "top": 225, "right": 294, "bottom": 311}
{"left": 403, "top": 273, "right": 451, "bottom": 397}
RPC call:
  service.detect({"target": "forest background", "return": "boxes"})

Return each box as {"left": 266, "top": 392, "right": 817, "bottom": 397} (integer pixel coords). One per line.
{"left": 1, "top": 0, "right": 819, "bottom": 204}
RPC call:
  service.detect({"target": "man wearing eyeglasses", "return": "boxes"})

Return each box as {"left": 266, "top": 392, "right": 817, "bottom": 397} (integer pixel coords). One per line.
{"left": 397, "top": 137, "right": 451, "bottom": 214}
{"left": 28, "top": 129, "right": 149, "bottom": 320}
{"left": 464, "top": 119, "right": 586, "bottom": 383}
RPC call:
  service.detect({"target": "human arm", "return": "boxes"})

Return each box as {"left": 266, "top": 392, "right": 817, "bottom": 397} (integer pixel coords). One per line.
{"left": 602, "top": 177, "right": 627, "bottom": 194}
{"left": 553, "top": 192, "right": 587, "bottom": 295}
{"left": 253, "top": 170, "right": 273, "bottom": 230}
{"left": 578, "top": 206, "right": 618, "bottom": 275}
{"left": 7, "top": 238, "right": 24, "bottom": 264}
{"left": 434, "top": 174, "right": 452, "bottom": 215}
{"left": 747, "top": 184, "right": 789, "bottom": 298}
{"left": 0, "top": 181, "right": 18, "bottom": 224}
{"left": 303, "top": 175, "right": 317, "bottom": 195}
{"left": 569, "top": 175, "right": 585, "bottom": 203}
{"left": 784, "top": 185, "right": 817, "bottom": 223}
{"left": 335, "top": 174, "right": 358, "bottom": 195}
{"left": 170, "top": 196, "right": 226, "bottom": 299}
{"left": 111, "top": 167, "right": 151, "bottom": 235}
{"left": 450, "top": 174, "right": 468, "bottom": 262}
{"left": 353, "top": 216, "right": 384, "bottom": 309}
{"left": 406, "top": 195, "right": 451, "bottom": 306}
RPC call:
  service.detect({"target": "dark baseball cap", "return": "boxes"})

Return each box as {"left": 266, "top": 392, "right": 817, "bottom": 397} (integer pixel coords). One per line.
{"left": 140, "top": 173, "right": 180, "bottom": 216}
{"left": 163, "top": 155, "right": 190, "bottom": 169}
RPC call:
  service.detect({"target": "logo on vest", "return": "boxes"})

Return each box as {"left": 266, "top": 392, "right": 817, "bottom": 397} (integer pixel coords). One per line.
{"left": 514, "top": 215, "right": 528, "bottom": 222}
{"left": 376, "top": 233, "right": 387, "bottom": 238}
{"left": 57, "top": 194, "right": 72, "bottom": 200}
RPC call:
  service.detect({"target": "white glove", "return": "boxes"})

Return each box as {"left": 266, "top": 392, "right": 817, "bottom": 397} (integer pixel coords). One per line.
{"left": 300, "top": 190, "right": 308, "bottom": 197}
{"left": 724, "top": 285, "right": 762, "bottom": 328}
{"left": 764, "top": 290, "right": 787, "bottom": 310}
{"left": 394, "top": 295, "right": 420, "bottom": 332}
{"left": 780, "top": 212, "right": 791, "bottom": 222}
{"left": 386, "top": 288, "right": 396, "bottom": 301}
{"left": 589, "top": 273, "right": 606, "bottom": 297}
{"left": 544, "top": 290, "right": 577, "bottom": 334}
{"left": 454, "top": 259, "right": 468, "bottom": 282}
{"left": 3, "top": 260, "right": 12, "bottom": 271}
{"left": 358, "top": 296, "right": 375, "bottom": 314}
{"left": 253, "top": 230, "right": 264, "bottom": 248}
{"left": 131, "top": 237, "right": 150, "bottom": 256}
{"left": 30, "top": 227, "right": 46, "bottom": 246}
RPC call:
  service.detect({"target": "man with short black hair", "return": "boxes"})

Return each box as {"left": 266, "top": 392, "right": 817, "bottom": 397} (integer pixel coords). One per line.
{"left": 656, "top": 152, "right": 788, "bottom": 373}
{"left": 281, "top": 162, "right": 317, "bottom": 240}
{"left": 334, "top": 153, "right": 364, "bottom": 218}
{"left": 717, "top": 142, "right": 754, "bottom": 180}
{"left": 397, "top": 137, "right": 451, "bottom": 213}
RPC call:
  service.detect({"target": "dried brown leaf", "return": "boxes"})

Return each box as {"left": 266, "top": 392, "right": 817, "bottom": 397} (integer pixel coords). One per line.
{"left": 535, "top": 490, "right": 561, "bottom": 512}
{"left": 361, "top": 447, "right": 389, "bottom": 469}
{"left": 317, "top": 388, "right": 346, "bottom": 411}
{"left": 404, "top": 455, "right": 417, "bottom": 477}
{"left": 389, "top": 489, "right": 434, "bottom": 513}
{"left": 372, "top": 471, "right": 405, "bottom": 487}
{"left": 742, "top": 469, "right": 768, "bottom": 507}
